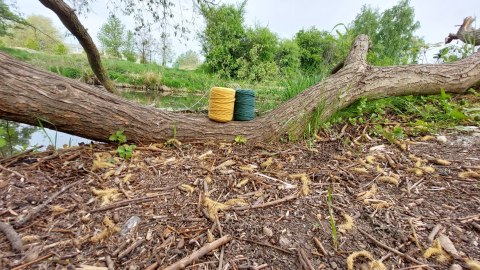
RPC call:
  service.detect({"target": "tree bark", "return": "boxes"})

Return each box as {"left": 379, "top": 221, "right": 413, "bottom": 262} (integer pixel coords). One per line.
{"left": 38, "top": 0, "right": 116, "bottom": 94}
{"left": 445, "top": 16, "right": 480, "bottom": 46}
{"left": 0, "top": 35, "right": 479, "bottom": 144}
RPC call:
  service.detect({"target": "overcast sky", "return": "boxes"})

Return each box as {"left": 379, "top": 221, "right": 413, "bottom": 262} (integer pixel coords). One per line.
{"left": 12, "top": 0, "right": 480, "bottom": 63}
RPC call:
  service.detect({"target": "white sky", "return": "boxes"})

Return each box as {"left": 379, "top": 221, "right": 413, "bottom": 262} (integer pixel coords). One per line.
{"left": 12, "top": 0, "right": 480, "bottom": 63}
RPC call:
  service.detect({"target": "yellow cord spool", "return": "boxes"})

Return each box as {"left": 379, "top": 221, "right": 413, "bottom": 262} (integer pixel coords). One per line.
{"left": 208, "top": 87, "right": 236, "bottom": 122}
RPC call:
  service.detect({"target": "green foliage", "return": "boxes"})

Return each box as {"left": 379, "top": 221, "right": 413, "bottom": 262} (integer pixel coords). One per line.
{"left": 434, "top": 43, "right": 476, "bottom": 63}
{"left": 122, "top": 30, "right": 136, "bottom": 62}
{"left": 174, "top": 50, "right": 201, "bottom": 70}
{"left": 109, "top": 129, "right": 127, "bottom": 144}
{"left": 3, "top": 15, "right": 66, "bottom": 53}
{"left": 237, "top": 26, "right": 279, "bottom": 81}
{"left": 0, "top": 0, "right": 23, "bottom": 37}
{"left": 117, "top": 144, "right": 136, "bottom": 159}
{"left": 53, "top": 43, "right": 69, "bottom": 55}
{"left": 98, "top": 14, "right": 125, "bottom": 57}
{"left": 324, "top": 90, "right": 477, "bottom": 139}
{"left": 0, "top": 120, "right": 37, "bottom": 157}
{"left": 200, "top": 1, "right": 247, "bottom": 78}
{"left": 350, "top": 0, "right": 423, "bottom": 65}
{"left": 49, "top": 66, "right": 81, "bottom": 78}
{"left": 276, "top": 39, "right": 301, "bottom": 77}
{"left": 234, "top": 135, "right": 247, "bottom": 144}
{"left": 109, "top": 130, "right": 136, "bottom": 159}
{"left": 279, "top": 75, "right": 323, "bottom": 102}
{"left": 294, "top": 27, "right": 345, "bottom": 75}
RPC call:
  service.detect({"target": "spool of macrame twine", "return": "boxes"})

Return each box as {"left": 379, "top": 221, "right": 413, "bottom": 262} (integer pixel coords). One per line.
{"left": 208, "top": 87, "right": 236, "bottom": 123}
{"left": 234, "top": 89, "right": 255, "bottom": 121}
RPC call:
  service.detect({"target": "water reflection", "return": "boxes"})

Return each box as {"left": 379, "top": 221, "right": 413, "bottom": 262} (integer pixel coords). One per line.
{"left": 0, "top": 120, "right": 91, "bottom": 157}
{"left": 0, "top": 120, "right": 37, "bottom": 158}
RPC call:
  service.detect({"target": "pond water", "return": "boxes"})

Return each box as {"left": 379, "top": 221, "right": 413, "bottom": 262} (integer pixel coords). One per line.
{"left": 29, "top": 125, "right": 93, "bottom": 149}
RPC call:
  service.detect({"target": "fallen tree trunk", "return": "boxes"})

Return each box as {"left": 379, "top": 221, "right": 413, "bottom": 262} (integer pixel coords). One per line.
{"left": 0, "top": 35, "right": 479, "bottom": 143}
{"left": 445, "top": 16, "right": 480, "bottom": 46}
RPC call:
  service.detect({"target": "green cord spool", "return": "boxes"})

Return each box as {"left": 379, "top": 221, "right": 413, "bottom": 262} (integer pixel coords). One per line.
{"left": 234, "top": 89, "right": 255, "bottom": 121}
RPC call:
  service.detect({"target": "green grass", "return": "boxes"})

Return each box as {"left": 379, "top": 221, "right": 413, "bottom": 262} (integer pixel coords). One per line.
{"left": 322, "top": 89, "right": 480, "bottom": 139}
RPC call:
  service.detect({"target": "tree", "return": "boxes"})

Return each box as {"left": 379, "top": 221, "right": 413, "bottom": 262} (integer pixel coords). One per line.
{"left": 1, "top": 34, "right": 479, "bottom": 143}
{"left": 295, "top": 27, "right": 344, "bottom": 74}
{"left": 3, "top": 15, "right": 66, "bottom": 53}
{"left": 275, "top": 39, "right": 301, "bottom": 77}
{"left": 159, "top": 31, "right": 174, "bottom": 66}
{"left": 174, "top": 50, "right": 201, "bottom": 69}
{"left": 237, "top": 26, "right": 279, "bottom": 81}
{"left": 122, "top": 30, "right": 136, "bottom": 62}
{"left": 97, "top": 14, "right": 125, "bottom": 57}
{"left": 350, "top": 0, "right": 422, "bottom": 65}
{"left": 200, "top": 1, "right": 247, "bottom": 77}
{"left": 135, "top": 28, "right": 159, "bottom": 64}
{"left": 0, "top": 0, "right": 23, "bottom": 37}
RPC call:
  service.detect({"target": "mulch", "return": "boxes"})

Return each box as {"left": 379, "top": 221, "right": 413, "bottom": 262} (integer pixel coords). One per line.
{"left": 0, "top": 125, "right": 479, "bottom": 270}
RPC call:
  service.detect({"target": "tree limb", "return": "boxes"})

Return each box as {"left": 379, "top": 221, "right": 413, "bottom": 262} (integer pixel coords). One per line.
{"left": 445, "top": 16, "right": 480, "bottom": 46}
{"left": 37, "top": 0, "right": 116, "bottom": 93}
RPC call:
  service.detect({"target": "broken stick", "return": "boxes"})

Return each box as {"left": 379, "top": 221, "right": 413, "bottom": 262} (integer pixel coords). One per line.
{"left": 162, "top": 235, "right": 232, "bottom": 270}
{"left": 0, "top": 221, "right": 23, "bottom": 253}
{"left": 13, "top": 179, "right": 84, "bottom": 228}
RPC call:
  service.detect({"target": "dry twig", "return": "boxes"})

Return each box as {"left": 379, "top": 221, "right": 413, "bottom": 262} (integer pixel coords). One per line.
{"left": 230, "top": 193, "right": 298, "bottom": 211}
{"left": 90, "top": 193, "right": 168, "bottom": 213}
{"left": 117, "top": 238, "right": 145, "bottom": 259}
{"left": 162, "top": 235, "right": 232, "bottom": 270}
{"left": 10, "top": 253, "right": 53, "bottom": 270}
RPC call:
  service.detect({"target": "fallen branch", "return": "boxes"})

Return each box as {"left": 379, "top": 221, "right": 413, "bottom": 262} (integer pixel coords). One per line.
{"left": 90, "top": 192, "right": 169, "bottom": 213}
{"left": 162, "top": 235, "right": 232, "bottom": 270}
{"left": 358, "top": 228, "right": 434, "bottom": 270}
{"left": 0, "top": 221, "right": 23, "bottom": 253}
{"left": 13, "top": 179, "right": 84, "bottom": 228}
{"left": 230, "top": 193, "right": 299, "bottom": 211}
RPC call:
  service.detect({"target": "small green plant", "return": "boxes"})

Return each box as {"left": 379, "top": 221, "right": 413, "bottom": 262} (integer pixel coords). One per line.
{"left": 109, "top": 130, "right": 136, "bottom": 159}
{"left": 109, "top": 130, "right": 127, "bottom": 144}
{"left": 37, "top": 119, "right": 58, "bottom": 151}
{"left": 117, "top": 144, "right": 136, "bottom": 159}
{"left": 234, "top": 135, "right": 247, "bottom": 144}
{"left": 327, "top": 185, "right": 338, "bottom": 249}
